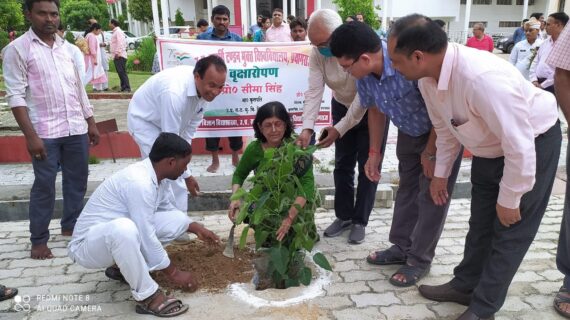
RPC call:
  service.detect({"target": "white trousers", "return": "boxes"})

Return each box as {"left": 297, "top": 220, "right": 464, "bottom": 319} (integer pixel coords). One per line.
{"left": 130, "top": 128, "right": 189, "bottom": 212}
{"left": 68, "top": 210, "right": 189, "bottom": 301}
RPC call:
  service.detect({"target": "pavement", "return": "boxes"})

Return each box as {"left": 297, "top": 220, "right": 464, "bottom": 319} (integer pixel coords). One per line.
{"left": 0, "top": 197, "right": 567, "bottom": 319}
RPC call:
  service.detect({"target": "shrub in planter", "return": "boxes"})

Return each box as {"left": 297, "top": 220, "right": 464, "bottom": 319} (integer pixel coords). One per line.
{"left": 126, "top": 37, "right": 155, "bottom": 72}
{"left": 232, "top": 142, "right": 332, "bottom": 289}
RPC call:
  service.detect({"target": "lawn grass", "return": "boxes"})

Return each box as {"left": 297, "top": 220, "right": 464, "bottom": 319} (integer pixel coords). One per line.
{"left": 0, "top": 70, "right": 152, "bottom": 93}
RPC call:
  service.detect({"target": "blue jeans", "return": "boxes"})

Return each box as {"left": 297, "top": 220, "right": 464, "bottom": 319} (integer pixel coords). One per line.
{"left": 30, "top": 134, "right": 89, "bottom": 245}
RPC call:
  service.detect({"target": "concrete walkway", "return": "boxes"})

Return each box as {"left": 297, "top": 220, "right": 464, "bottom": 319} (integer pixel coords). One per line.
{"left": 0, "top": 196, "right": 566, "bottom": 319}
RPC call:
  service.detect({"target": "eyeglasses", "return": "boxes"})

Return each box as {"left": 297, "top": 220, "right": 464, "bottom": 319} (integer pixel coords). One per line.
{"left": 340, "top": 55, "right": 362, "bottom": 73}
{"left": 261, "top": 120, "right": 285, "bottom": 131}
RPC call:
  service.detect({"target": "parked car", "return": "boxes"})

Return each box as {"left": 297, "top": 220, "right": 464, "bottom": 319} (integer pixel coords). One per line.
{"left": 103, "top": 31, "right": 141, "bottom": 50}
{"left": 496, "top": 34, "right": 515, "bottom": 53}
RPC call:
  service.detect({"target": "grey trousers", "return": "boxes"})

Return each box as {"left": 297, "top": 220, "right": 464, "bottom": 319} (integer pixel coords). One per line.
{"left": 450, "top": 121, "right": 561, "bottom": 318}
{"left": 388, "top": 130, "right": 462, "bottom": 268}
{"left": 30, "top": 134, "right": 89, "bottom": 245}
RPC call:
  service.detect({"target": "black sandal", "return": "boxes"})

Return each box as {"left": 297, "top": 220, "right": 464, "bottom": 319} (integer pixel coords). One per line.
{"left": 135, "top": 289, "right": 189, "bottom": 318}
{"left": 0, "top": 284, "right": 18, "bottom": 302}
{"left": 555, "top": 286, "right": 570, "bottom": 319}
{"left": 105, "top": 266, "right": 127, "bottom": 283}
{"left": 366, "top": 249, "right": 407, "bottom": 266}
{"left": 389, "top": 264, "right": 430, "bottom": 287}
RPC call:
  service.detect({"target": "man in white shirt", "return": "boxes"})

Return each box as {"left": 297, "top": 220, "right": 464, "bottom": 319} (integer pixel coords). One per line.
{"left": 68, "top": 132, "right": 219, "bottom": 317}
{"left": 529, "top": 12, "right": 569, "bottom": 94}
{"left": 509, "top": 18, "right": 542, "bottom": 80}
{"left": 296, "top": 9, "right": 380, "bottom": 245}
{"left": 128, "top": 55, "right": 227, "bottom": 212}
{"left": 266, "top": 8, "right": 293, "bottom": 42}
{"left": 388, "top": 14, "right": 560, "bottom": 320}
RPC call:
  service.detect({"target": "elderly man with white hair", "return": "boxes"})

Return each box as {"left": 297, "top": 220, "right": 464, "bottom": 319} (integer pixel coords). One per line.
{"left": 296, "top": 9, "right": 387, "bottom": 244}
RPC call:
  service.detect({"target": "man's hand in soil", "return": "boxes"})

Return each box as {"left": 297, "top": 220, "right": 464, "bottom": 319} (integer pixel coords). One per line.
{"left": 162, "top": 263, "right": 198, "bottom": 292}
{"left": 188, "top": 222, "right": 220, "bottom": 245}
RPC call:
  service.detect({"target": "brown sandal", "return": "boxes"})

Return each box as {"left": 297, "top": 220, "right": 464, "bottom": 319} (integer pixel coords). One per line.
{"left": 135, "top": 289, "right": 189, "bottom": 317}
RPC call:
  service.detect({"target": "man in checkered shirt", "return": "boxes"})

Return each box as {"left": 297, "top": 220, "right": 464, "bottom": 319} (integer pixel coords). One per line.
{"left": 548, "top": 22, "right": 570, "bottom": 319}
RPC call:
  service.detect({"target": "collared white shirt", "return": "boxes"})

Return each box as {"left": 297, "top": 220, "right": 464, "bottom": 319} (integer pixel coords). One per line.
{"left": 529, "top": 37, "right": 555, "bottom": 88}
{"left": 303, "top": 47, "right": 365, "bottom": 137}
{"left": 128, "top": 65, "right": 207, "bottom": 144}
{"left": 509, "top": 39, "right": 542, "bottom": 80}
{"left": 419, "top": 43, "right": 558, "bottom": 209}
{"left": 127, "top": 65, "right": 207, "bottom": 178}
{"left": 2, "top": 28, "right": 93, "bottom": 139}
{"left": 265, "top": 23, "right": 293, "bottom": 42}
{"left": 70, "top": 159, "right": 191, "bottom": 271}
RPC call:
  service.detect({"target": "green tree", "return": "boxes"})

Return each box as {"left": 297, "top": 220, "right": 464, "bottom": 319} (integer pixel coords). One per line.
{"left": 174, "top": 8, "right": 185, "bottom": 26}
{"left": 332, "top": 0, "right": 380, "bottom": 29}
{"left": 128, "top": 0, "right": 156, "bottom": 23}
{"left": 60, "top": 0, "right": 109, "bottom": 30}
{"left": 0, "top": 0, "right": 25, "bottom": 31}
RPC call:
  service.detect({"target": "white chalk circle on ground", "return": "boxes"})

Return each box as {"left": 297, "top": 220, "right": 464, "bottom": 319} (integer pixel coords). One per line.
{"left": 227, "top": 251, "right": 332, "bottom": 308}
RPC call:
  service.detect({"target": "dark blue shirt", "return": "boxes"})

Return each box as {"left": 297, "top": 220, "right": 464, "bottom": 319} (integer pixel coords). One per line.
{"left": 513, "top": 27, "right": 525, "bottom": 43}
{"left": 196, "top": 29, "right": 242, "bottom": 42}
{"left": 357, "top": 40, "right": 431, "bottom": 137}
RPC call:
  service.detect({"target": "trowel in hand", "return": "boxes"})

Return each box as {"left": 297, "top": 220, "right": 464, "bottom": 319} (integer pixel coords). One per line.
{"left": 222, "top": 224, "right": 236, "bottom": 258}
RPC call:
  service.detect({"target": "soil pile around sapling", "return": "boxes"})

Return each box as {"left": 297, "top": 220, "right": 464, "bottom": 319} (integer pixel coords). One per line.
{"left": 152, "top": 241, "right": 258, "bottom": 292}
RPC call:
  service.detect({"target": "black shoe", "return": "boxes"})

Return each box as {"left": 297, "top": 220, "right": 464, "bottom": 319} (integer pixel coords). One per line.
{"left": 121, "top": 89, "right": 131, "bottom": 93}
{"left": 324, "top": 219, "right": 351, "bottom": 237}
{"left": 105, "top": 266, "right": 127, "bottom": 283}
{"left": 418, "top": 281, "right": 472, "bottom": 306}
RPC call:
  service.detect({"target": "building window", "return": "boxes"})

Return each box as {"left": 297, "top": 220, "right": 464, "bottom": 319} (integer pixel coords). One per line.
{"left": 516, "top": 0, "right": 536, "bottom": 4}
{"left": 558, "top": 0, "right": 565, "bottom": 11}
{"left": 461, "top": 0, "right": 466, "bottom": 4}
{"left": 497, "top": 0, "right": 512, "bottom": 4}
{"left": 473, "top": 0, "right": 492, "bottom": 4}
{"left": 499, "top": 21, "right": 521, "bottom": 27}
{"left": 469, "top": 21, "right": 488, "bottom": 28}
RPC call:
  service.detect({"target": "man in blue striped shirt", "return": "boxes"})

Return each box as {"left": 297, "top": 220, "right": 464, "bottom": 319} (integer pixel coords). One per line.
{"left": 329, "top": 21, "right": 462, "bottom": 288}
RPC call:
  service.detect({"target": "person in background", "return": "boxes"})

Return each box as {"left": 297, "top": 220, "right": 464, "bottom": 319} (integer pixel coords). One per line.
{"left": 3, "top": 0, "right": 100, "bottom": 260}
{"left": 57, "top": 23, "right": 86, "bottom": 86}
{"left": 290, "top": 19, "right": 307, "bottom": 41}
{"left": 466, "top": 22, "right": 494, "bottom": 52}
{"left": 85, "top": 18, "right": 109, "bottom": 91}
{"left": 531, "top": 12, "right": 548, "bottom": 40}
{"left": 248, "top": 15, "right": 263, "bottom": 39}
{"left": 345, "top": 16, "right": 355, "bottom": 23}
{"left": 513, "top": 19, "right": 530, "bottom": 43}
{"left": 253, "top": 16, "right": 271, "bottom": 42}
{"left": 197, "top": 5, "right": 244, "bottom": 172}
{"left": 266, "top": 8, "right": 293, "bottom": 42}
{"left": 529, "top": 12, "right": 569, "bottom": 95}
{"left": 287, "top": 15, "right": 296, "bottom": 24}
{"left": 84, "top": 23, "right": 108, "bottom": 92}
{"left": 510, "top": 18, "right": 542, "bottom": 80}
{"left": 196, "top": 19, "right": 209, "bottom": 35}
{"left": 356, "top": 13, "right": 364, "bottom": 23}
{"left": 109, "top": 18, "right": 131, "bottom": 93}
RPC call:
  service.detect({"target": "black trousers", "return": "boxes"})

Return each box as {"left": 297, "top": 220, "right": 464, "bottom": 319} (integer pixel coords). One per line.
{"left": 114, "top": 57, "right": 131, "bottom": 91}
{"left": 205, "top": 137, "right": 243, "bottom": 152}
{"left": 450, "top": 121, "right": 561, "bottom": 317}
{"left": 332, "top": 98, "right": 389, "bottom": 226}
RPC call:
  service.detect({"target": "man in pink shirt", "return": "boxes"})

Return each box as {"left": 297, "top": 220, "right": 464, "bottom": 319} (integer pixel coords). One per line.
{"left": 466, "top": 23, "right": 494, "bottom": 52}
{"left": 548, "top": 23, "right": 570, "bottom": 318}
{"left": 388, "top": 14, "right": 560, "bottom": 320}
{"left": 265, "top": 8, "right": 293, "bottom": 42}
{"left": 109, "top": 18, "right": 131, "bottom": 92}
{"left": 2, "top": 0, "right": 100, "bottom": 260}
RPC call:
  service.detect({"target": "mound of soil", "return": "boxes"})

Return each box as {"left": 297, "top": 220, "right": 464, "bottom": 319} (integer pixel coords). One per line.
{"left": 153, "top": 241, "right": 258, "bottom": 293}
